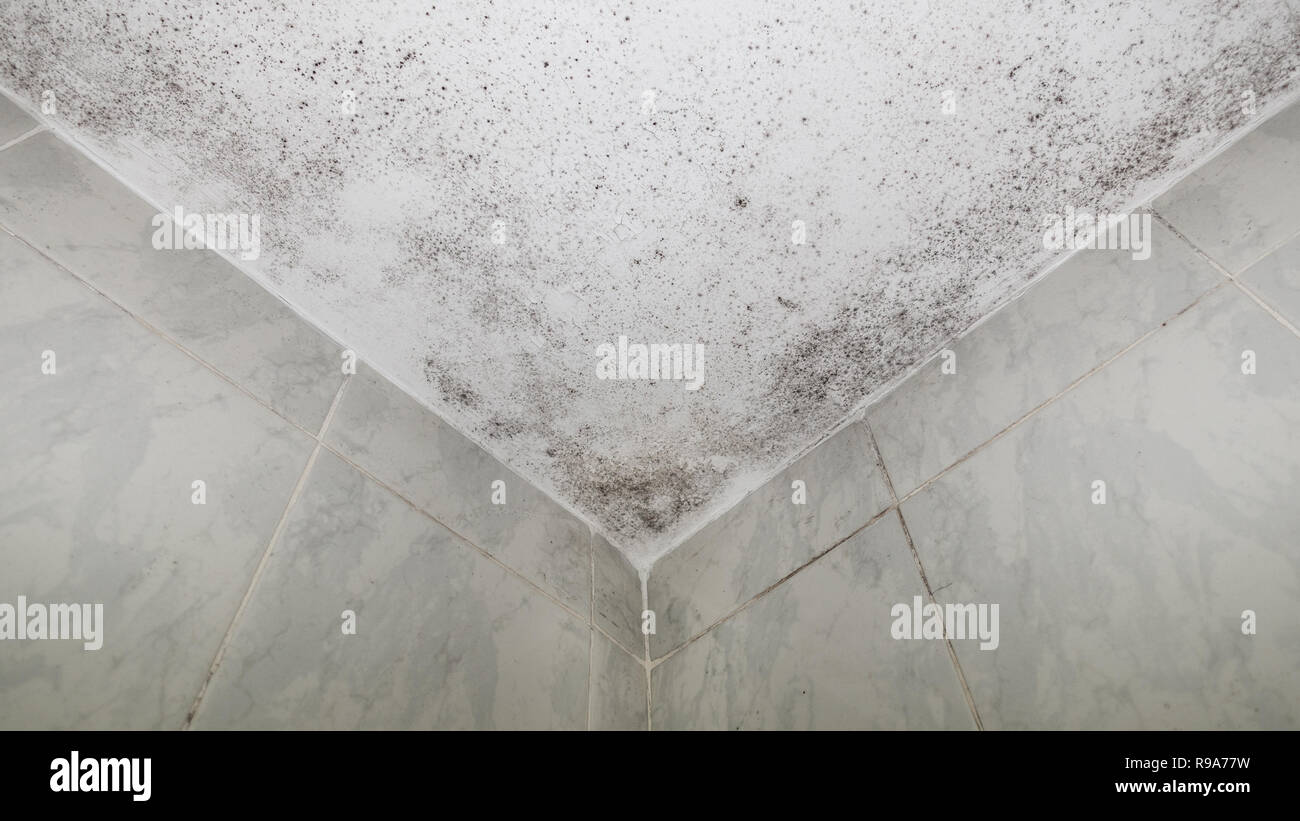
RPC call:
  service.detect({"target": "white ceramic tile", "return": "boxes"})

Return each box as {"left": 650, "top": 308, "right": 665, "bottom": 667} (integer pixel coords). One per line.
{"left": 1241, "top": 231, "right": 1300, "bottom": 328}
{"left": 651, "top": 512, "right": 973, "bottom": 730}
{"left": 0, "top": 131, "right": 345, "bottom": 432}
{"left": 0, "top": 232, "right": 315, "bottom": 729}
{"left": 193, "top": 449, "right": 590, "bottom": 730}
{"left": 323, "top": 364, "right": 590, "bottom": 615}
{"left": 593, "top": 532, "right": 643, "bottom": 656}
{"left": 647, "top": 421, "right": 891, "bottom": 659}
{"left": 870, "top": 218, "right": 1220, "bottom": 495}
{"left": 591, "top": 631, "right": 646, "bottom": 731}
{"left": 1155, "top": 99, "right": 1300, "bottom": 273}
{"left": 902, "top": 285, "right": 1300, "bottom": 729}
{"left": 0, "top": 90, "right": 35, "bottom": 143}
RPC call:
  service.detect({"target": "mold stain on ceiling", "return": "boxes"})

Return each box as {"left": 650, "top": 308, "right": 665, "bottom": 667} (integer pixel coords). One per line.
{"left": 3, "top": 0, "right": 1298, "bottom": 565}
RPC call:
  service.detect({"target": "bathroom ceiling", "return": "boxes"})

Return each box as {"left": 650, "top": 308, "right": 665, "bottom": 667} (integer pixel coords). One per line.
{"left": 4, "top": 0, "right": 1298, "bottom": 563}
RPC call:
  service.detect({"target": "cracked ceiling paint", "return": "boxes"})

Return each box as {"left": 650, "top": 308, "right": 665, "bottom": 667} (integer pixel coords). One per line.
{"left": 3, "top": 0, "right": 1298, "bottom": 565}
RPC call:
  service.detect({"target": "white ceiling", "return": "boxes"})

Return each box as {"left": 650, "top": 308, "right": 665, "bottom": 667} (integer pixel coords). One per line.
{"left": 4, "top": 0, "right": 1298, "bottom": 564}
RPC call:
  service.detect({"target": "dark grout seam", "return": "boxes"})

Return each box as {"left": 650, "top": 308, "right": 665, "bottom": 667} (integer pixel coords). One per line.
{"left": 640, "top": 131, "right": 1300, "bottom": 686}
{"left": 643, "top": 575, "right": 652, "bottom": 731}
{"left": 0, "top": 222, "right": 334, "bottom": 444}
{"left": 894, "top": 280, "right": 1225, "bottom": 510}
{"left": 5, "top": 100, "right": 625, "bottom": 596}
{"left": 1152, "top": 210, "right": 1300, "bottom": 341}
{"left": 866, "top": 422, "right": 983, "bottom": 731}
{"left": 647, "top": 276, "right": 1228, "bottom": 690}
{"left": 588, "top": 529, "right": 595, "bottom": 732}
{"left": 642, "top": 195, "right": 1297, "bottom": 684}
{"left": 648, "top": 502, "right": 897, "bottom": 670}
{"left": 317, "top": 436, "right": 591, "bottom": 624}
{"left": 637, "top": 216, "right": 1255, "bottom": 725}
{"left": 9, "top": 118, "right": 1274, "bottom": 729}
{"left": 0, "top": 221, "right": 597, "bottom": 637}
{"left": 593, "top": 624, "right": 642, "bottom": 663}
{"left": 586, "top": 614, "right": 643, "bottom": 663}
{"left": 182, "top": 374, "right": 352, "bottom": 729}
{"left": 588, "top": 527, "right": 647, "bottom": 730}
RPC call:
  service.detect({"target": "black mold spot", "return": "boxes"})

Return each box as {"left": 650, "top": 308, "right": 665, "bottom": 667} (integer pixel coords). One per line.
{"left": 4, "top": 6, "right": 1296, "bottom": 554}
{"left": 485, "top": 416, "right": 525, "bottom": 439}
{"left": 424, "top": 356, "right": 482, "bottom": 411}
{"left": 750, "top": 30, "right": 1299, "bottom": 485}
{"left": 543, "top": 440, "right": 725, "bottom": 536}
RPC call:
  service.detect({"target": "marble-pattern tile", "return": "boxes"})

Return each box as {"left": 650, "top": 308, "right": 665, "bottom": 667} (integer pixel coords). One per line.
{"left": 193, "top": 448, "right": 590, "bottom": 730}
{"left": 0, "top": 232, "right": 315, "bottom": 729}
{"left": 593, "top": 532, "right": 643, "bottom": 656}
{"left": 323, "top": 364, "right": 590, "bottom": 615}
{"left": 0, "top": 131, "right": 344, "bottom": 432}
{"left": 1154, "top": 99, "right": 1300, "bottom": 274}
{"left": 0, "top": 90, "right": 35, "bottom": 143}
{"left": 647, "top": 421, "right": 891, "bottom": 659}
{"left": 651, "top": 512, "right": 973, "bottom": 730}
{"left": 1241, "top": 231, "right": 1300, "bottom": 328}
{"left": 869, "top": 219, "right": 1220, "bottom": 496}
{"left": 901, "top": 284, "right": 1300, "bottom": 729}
{"left": 591, "top": 632, "right": 647, "bottom": 731}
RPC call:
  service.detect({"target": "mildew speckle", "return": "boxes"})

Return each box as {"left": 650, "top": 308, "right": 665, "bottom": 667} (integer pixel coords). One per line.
{"left": 424, "top": 355, "right": 482, "bottom": 412}
{"left": 3, "top": 1, "right": 1296, "bottom": 565}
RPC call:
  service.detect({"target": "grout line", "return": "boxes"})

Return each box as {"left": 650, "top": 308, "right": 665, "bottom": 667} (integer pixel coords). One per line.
{"left": 1229, "top": 279, "right": 1300, "bottom": 341}
{"left": 648, "top": 504, "right": 895, "bottom": 670}
{"left": 8, "top": 81, "right": 1300, "bottom": 577}
{"left": 643, "top": 276, "right": 1224, "bottom": 715}
{"left": 648, "top": 278, "right": 1228, "bottom": 671}
{"left": 867, "top": 422, "right": 983, "bottom": 731}
{"left": 181, "top": 376, "right": 350, "bottom": 729}
{"left": 1152, "top": 208, "right": 1300, "bottom": 284}
{"left": 640, "top": 168, "right": 1280, "bottom": 698}
{"left": 638, "top": 88, "right": 1300, "bottom": 570}
{"left": 0, "top": 124, "right": 45, "bottom": 153}
{"left": 592, "top": 623, "right": 642, "bottom": 663}
{"left": 1236, "top": 225, "right": 1300, "bottom": 278}
{"left": 895, "top": 281, "right": 1225, "bottom": 509}
{"left": 643, "top": 575, "right": 652, "bottom": 731}
{"left": 0, "top": 111, "right": 607, "bottom": 622}
{"left": 583, "top": 547, "right": 644, "bottom": 661}
{"left": 0, "top": 222, "right": 329, "bottom": 443}
{"left": 1, "top": 217, "right": 595, "bottom": 641}
{"left": 7, "top": 80, "right": 1287, "bottom": 728}
{"left": 645, "top": 663, "right": 652, "bottom": 732}
{"left": 315, "top": 370, "right": 351, "bottom": 439}
{"left": 1153, "top": 210, "right": 1300, "bottom": 342}
{"left": 9, "top": 92, "right": 619, "bottom": 562}
{"left": 588, "top": 529, "right": 595, "bottom": 732}
{"left": 315, "top": 438, "right": 590, "bottom": 624}
{"left": 1149, "top": 210, "right": 1239, "bottom": 281}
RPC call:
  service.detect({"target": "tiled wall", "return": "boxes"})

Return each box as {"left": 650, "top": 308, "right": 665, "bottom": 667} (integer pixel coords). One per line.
{"left": 0, "top": 91, "right": 645, "bottom": 730}
{"left": 647, "top": 98, "right": 1300, "bottom": 730}
{"left": 4, "top": 83, "right": 1298, "bottom": 731}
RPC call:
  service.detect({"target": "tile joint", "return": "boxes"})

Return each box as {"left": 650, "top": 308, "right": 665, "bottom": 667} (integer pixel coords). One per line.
{"left": 180, "top": 375, "right": 350, "bottom": 729}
